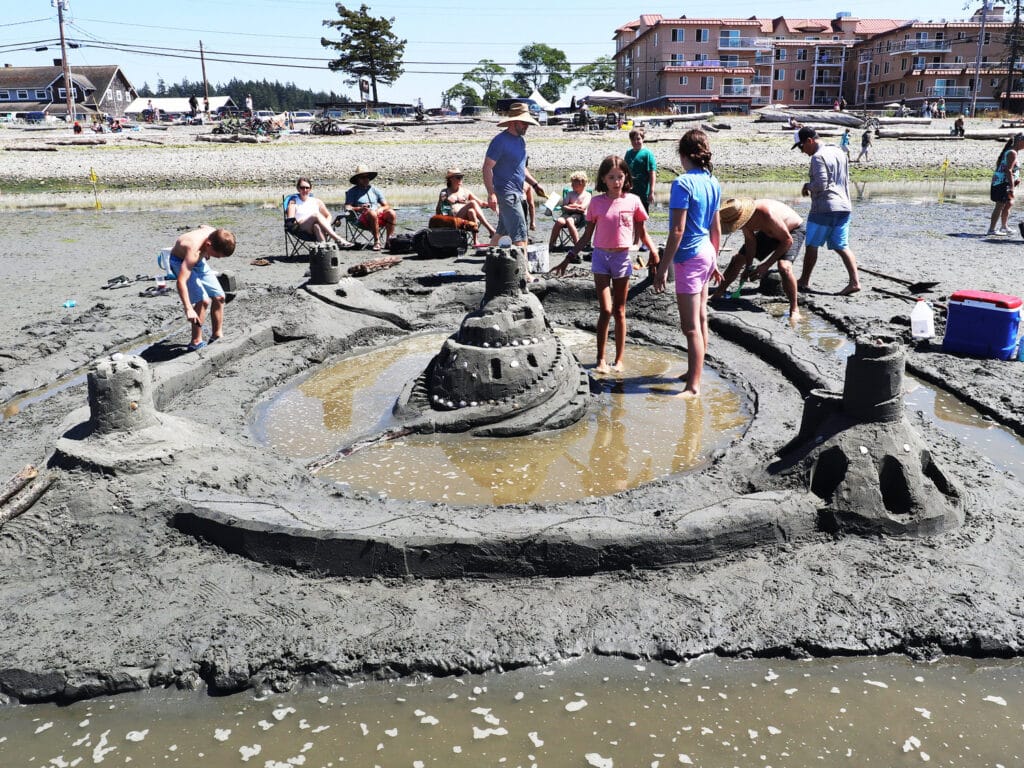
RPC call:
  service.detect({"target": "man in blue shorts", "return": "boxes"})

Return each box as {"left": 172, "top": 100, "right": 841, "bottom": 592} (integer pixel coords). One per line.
{"left": 793, "top": 126, "right": 861, "bottom": 296}
{"left": 482, "top": 102, "right": 546, "bottom": 247}
{"left": 170, "top": 225, "right": 236, "bottom": 351}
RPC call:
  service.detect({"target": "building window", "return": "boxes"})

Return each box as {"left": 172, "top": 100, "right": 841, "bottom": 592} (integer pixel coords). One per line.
{"left": 774, "top": 69, "right": 785, "bottom": 81}
{"left": 915, "top": 32, "right": 929, "bottom": 42}
{"left": 16, "top": 90, "right": 28, "bottom": 99}
{"left": 957, "top": 31, "right": 966, "bottom": 40}
{"left": 775, "top": 48, "right": 787, "bottom": 61}
{"left": 899, "top": 82, "right": 905, "bottom": 95}
{"left": 721, "top": 54, "right": 740, "bottom": 65}
{"left": 0, "top": 90, "right": 8, "bottom": 99}
{"left": 883, "top": 61, "right": 890, "bottom": 74}
{"left": 700, "top": 76, "right": 714, "bottom": 91}
{"left": 888, "top": 84, "right": 895, "bottom": 96}
{"left": 696, "top": 29, "right": 709, "bottom": 43}
{"left": 773, "top": 88, "right": 784, "bottom": 101}
{"left": 873, "top": 64, "right": 879, "bottom": 76}
{"left": 793, "top": 89, "right": 805, "bottom": 100}
{"left": 35, "top": 89, "right": 47, "bottom": 99}
{"left": 984, "top": 32, "right": 991, "bottom": 44}
{"left": 955, "top": 55, "right": 964, "bottom": 63}
{"left": 795, "top": 69, "right": 806, "bottom": 81}
{"left": 678, "top": 76, "right": 689, "bottom": 85}
{"left": 115, "top": 90, "right": 123, "bottom": 102}
{"left": 916, "top": 80, "right": 924, "bottom": 93}
{"left": 695, "top": 53, "right": 709, "bottom": 63}
{"left": 797, "top": 48, "right": 808, "bottom": 60}
{"left": 670, "top": 53, "right": 685, "bottom": 65}
{"left": 672, "top": 28, "right": 684, "bottom": 43}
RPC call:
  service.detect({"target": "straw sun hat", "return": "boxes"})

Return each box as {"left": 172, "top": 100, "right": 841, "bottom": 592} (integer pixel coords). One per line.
{"left": 445, "top": 167, "right": 464, "bottom": 179}
{"left": 718, "top": 198, "right": 756, "bottom": 234}
{"left": 496, "top": 102, "right": 540, "bottom": 127}
{"left": 349, "top": 165, "right": 378, "bottom": 185}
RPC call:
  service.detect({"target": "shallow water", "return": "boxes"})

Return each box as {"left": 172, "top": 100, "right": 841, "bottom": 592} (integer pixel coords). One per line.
{"left": 2, "top": 654, "right": 1022, "bottom": 767}
{"left": 255, "top": 329, "right": 750, "bottom": 504}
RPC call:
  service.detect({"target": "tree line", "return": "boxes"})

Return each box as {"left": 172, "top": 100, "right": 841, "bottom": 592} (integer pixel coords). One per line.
{"left": 136, "top": 77, "right": 344, "bottom": 112}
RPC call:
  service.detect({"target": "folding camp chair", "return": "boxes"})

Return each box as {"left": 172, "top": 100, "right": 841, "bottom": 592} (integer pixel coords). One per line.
{"left": 333, "top": 211, "right": 377, "bottom": 248}
{"left": 282, "top": 194, "right": 319, "bottom": 259}
{"left": 548, "top": 187, "right": 591, "bottom": 252}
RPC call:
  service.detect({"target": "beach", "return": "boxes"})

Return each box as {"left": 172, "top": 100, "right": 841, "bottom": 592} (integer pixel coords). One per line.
{"left": 1, "top": 116, "right": 1024, "bottom": 706}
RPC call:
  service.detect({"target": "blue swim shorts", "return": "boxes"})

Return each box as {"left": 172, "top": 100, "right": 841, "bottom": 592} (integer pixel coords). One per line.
{"left": 170, "top": 256, "right": 225, "bottom": 306}
{"left": 805, "top": 212, "right": 851, "bottom": 251}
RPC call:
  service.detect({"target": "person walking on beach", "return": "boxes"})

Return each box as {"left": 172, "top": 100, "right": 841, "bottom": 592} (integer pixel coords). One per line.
{"left": 987, "top": 133, "right": 1024, "bottom": 236}
{"left": 625, "top": 127, "right": 657, "bottom": 249}
{"left": 839, "top": 128, "right": 851, "bottom": 159}
{"left": 482, "top": 102, "right": 546, "bottom": 247}
{"left": 245, "top": 94, "right": 254, "bottom": 115}
{"left": 712, "top": 198, "right": 805, "bottom": 321}
{"left": 653, "top": 129, "right": 722, "bottom": 398}
{"left": 169, "top": 225, "right": 236, "bottom": 351}
{"left": 793, "top": 126, "right": 860, "bottom": 296}
{"left": 856, "top": 127, "right": 872, "bottom": 162}
{"left": 568, "top": 156, "right": 659, "bottom": 374}
{"left": 189, "top": 94, "right": 198, "bottom": 118}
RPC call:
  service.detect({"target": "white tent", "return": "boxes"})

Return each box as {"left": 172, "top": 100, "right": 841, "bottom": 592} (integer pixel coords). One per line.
{"left": 125, "top": 95, "right": 236, "bottom": 115}
{"left": 583, "top": 89, "right": 634, "bottom": 108}
{"left": 527, "top": 88, "right": 554, "bottom": 111}
{"left": 549, "top": 92, "right": 580, "bottom": 111}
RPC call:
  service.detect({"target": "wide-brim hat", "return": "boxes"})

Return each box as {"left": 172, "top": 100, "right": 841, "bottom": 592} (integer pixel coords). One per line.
{"left": 350, "top": 164, "right": 378, "bottom": 184}
{"left": 497, "top": 102, "right": 540, "bottom": 127}
{"left": 445, "top": 167, "right": 464, "bottom": 179}
{"left": 719, "top": 198, "right": 756, "bottom": 234}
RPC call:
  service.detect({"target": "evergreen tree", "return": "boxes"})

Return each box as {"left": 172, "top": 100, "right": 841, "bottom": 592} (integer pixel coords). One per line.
{"left": 321, "top": 3, "right": 406, "bottom": 104}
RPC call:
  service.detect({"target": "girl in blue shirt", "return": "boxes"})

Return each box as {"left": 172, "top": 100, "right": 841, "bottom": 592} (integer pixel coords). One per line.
{"left": 653, "top": 129, "right": 722, "bottom": 398}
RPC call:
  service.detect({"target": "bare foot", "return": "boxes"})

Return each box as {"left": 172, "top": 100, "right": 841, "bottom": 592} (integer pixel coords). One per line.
{"left": 674, "top": 388, "right": 699, "bottom": 399}
{"left": 611, "top": 361, "right": 624, "bottom": 373}
{"left": 789, "top": 309, "right": 802, "bottom": 324}
{"left": 595, "top": 361, "right": 610, "bottom": 374}
{"left": 797, "top": 282, "right": 810, "bottom": 292}
{"left": 837, "top": 284, "right": 861, "bottom": 296}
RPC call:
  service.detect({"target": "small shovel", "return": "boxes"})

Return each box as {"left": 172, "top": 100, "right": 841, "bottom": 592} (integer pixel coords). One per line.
{"left": 860, "top": 267, "right": 939, "bottom": 293}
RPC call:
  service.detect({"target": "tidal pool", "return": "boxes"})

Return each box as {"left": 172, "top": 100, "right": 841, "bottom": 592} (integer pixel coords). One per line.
{"left": 254, "top": 329, "right": 750, "bottom": 504}
{"left": 2, "top": 654, "right": 1022, "bottom": 767}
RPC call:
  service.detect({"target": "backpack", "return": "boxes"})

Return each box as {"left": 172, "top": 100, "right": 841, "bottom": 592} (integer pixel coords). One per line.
{"left": 387, "top": 233, "right": 415, "bottom": 254}
{"left": 412, "top": 228, "right": 470, "bottom": 259}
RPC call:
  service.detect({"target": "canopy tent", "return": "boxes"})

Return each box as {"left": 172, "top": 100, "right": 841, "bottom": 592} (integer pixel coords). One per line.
{"left": 583, "top": 89, "right": 634, "bottom": 108}
{"left": 527, "top": 89, "right": 554, "bottom": 111}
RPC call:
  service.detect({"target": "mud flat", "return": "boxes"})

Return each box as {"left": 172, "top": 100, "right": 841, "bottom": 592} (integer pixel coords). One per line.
{"left": 1, "top": 157, "right": 1024, "bottom": 706}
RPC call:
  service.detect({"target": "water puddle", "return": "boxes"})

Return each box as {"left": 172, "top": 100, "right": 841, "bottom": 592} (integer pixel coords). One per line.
{"left": 766, "top": 304, "right": 1024, "bottom": 478}
{"left": 2, "top": 654, "right": 1022, "bottom": 767}
{"left": 254, "top": 329, "right": 750, "bottom": 504}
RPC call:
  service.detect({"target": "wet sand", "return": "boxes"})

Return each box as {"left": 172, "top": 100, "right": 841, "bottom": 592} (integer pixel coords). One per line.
{"left": 1, "top": 137, "right": 1024, "bottom": 706}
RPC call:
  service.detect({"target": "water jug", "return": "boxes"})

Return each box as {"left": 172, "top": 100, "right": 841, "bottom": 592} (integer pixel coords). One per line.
{"left": 910, "top": 299, "right": 935, "bottom": 340}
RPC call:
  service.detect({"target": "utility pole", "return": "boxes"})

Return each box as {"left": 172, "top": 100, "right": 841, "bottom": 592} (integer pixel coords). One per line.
{"left": 55, "top": 0, "right": 75, "bottom": 123}
{"left": 199, "top": 40, "right": 209, "bottom": 105}
{"left": 971, "top": 1, "right": 992, "bottom": 117}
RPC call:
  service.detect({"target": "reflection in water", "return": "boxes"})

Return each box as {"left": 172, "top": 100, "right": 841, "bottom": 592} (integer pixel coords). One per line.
{"left": 256, "top": 330, "right": 750, "bottom": 504}
{"left": 3, "top": 654, "right": 1023, "bottom": 767}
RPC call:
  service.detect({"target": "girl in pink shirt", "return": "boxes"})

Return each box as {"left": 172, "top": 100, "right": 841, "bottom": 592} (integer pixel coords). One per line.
{"left": 575, "top": 155, "right": 659, "bottom": 374}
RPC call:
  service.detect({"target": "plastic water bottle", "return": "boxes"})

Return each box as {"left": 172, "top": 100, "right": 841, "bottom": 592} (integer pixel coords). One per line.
{"left": 62, "top": 299, "right": 76, "bottom": 308}
{"left": 910, "top": 299, "right": 935, "bottom": 340}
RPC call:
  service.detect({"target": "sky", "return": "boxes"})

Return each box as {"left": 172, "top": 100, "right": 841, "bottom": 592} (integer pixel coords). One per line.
{"left": 1, "top": 0, "right": 989, "bottom": 107}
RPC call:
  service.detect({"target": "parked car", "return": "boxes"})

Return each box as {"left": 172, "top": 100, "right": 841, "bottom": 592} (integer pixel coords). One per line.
{"left": 494, "top": 98, "right": 548, "bottom": 125}
{"left": 290, "top": 110, "right": 314, "bottom": 123}
{"left": 24, "top": 111, "right": 47, "bottom": 124}
{"left": 460, "top": 105, "right": 496, "bottom": 119}
{"left": 253, "top": 110, "right": 276, "bottom": 122}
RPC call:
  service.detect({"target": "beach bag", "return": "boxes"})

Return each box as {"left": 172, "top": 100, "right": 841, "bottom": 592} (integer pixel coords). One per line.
{"left": 413, "top": 228, "right": 469, "bottom": 259}
{"left": 388, "top": 233, "right": 415, "bottom": 254}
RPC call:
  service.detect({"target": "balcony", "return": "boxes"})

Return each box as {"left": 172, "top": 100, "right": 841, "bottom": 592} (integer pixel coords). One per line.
{"left": 814, "top": 76, "right": 843, "bottom": 86}
{"left": 720, "top": 84, "right": 765, "bottom": 97}
{"left": 755, "top": 54, "right": 773, "bottom": 66}
{"left": 666, "top": 59, "right": 752, "bottom": 69}
{"left": 751, "top": 95, "right": 771, "bottom": 105}
{"left": 892, "top": 39, "right": 952, "bottom": 54}
{"left": 927, "top": 85, "right": 971, "bottom": 97}
{"left": 718, "top": 36, "right": 773, "bottom": 50}
{"left": 815, "top": 53, "right": 845, "bottom": 66}
{"left": 751, "top": 75, "right": 771, "bottom": 85}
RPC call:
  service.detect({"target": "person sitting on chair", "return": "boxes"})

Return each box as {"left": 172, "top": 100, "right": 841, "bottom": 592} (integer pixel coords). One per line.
{"left": 437, "top": 167, "right": 496, "bottom": 245}
{"left": 345, "top": 165, "right": 396, "bottom": 251}
{"left": 547, "top": 171, "right": 591, "bottom": 252}
{"left": 286, "top": 177, "right": 349, "bottom": 245}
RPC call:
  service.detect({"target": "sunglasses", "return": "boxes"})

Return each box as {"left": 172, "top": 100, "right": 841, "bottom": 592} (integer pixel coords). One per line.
{"left": 298, "top": 185, "right": 311, "bottom": 190}
{"left": 449, "top": 174, "right": 464, "bottom": 180}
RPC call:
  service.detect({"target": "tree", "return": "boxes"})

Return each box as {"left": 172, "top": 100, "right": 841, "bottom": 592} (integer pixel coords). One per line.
{"left": 513, "top": 43, "right": 571, "bottom": 102}
{"left": 442, "top": 83, "right": 480, "bottom": 109}
{"left": 575, "top": 56, "right": 616, "bottom": 92}
{"left": 321, "top": 3, "right": 406, "bottom": 104}
{"left": 445, "top": 59, "right": 516, "bottom": 109}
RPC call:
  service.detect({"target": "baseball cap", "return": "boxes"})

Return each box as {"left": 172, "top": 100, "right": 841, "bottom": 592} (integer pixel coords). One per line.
{"left": 792, "top": 126, "right": 819, "bottom": 150}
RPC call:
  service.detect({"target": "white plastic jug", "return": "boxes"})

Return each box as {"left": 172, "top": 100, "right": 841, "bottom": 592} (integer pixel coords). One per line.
{"left": 910, "top": 299, "right": 935, "bottom": 340}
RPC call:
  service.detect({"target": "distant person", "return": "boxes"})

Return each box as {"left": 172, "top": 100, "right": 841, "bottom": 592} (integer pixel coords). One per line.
{"left": 625, "top": 126, "right": 657, "bottom": 251}
{"left": 482, "top": 102, "right": 546, "bottom": 247}
{"left": 168, "top": 225, "right": 236, "bottom": 351}
{"left": 713, "top": 198, "right": 805, "bottom": 320}
{"left": 203, "top": 96, "right": 210, "bottom": 115}
{"left": 839, "top": 96, "right": 847, "bottom": 111}
{"left": 839, "top": 128, "right": 851, "bottom": 159}
{"left": 189, "top": 94, "right": 198, "bottom": 118}
{"left": 547, "top": 170, "right": 591, "bottom": 253}
{"left": 286, "top": 177, "right": 350, "bottom": 245}
{"left": 856, "top": 127, "right": 872, "bottom": 162}
{"left": 72, "top": 121, "right": 82, "bottom": 135}
{"left": 793, "top": 126, "right": 861, "bottom": 296}
{"left": 987, "top": 133, "right": 1024, "bottom": 236}
{"left": 437, "top": 167, "right": 496, "bottom": 245}
{"left": 561, "top": 156, "right": 658, "bottom": 374}
{"left": 938, "top": 97, "right": 946, "bottom": 118}
{"left": 245, "top": 94, "right": 254, "bottom": 114}
{"left": 953, "top": 115, "right": 965, "bottom": 137}
{"left": 345, "top": 165, "right": 396, "bottom": 250}
{"left": 653, "top": 129, "right": 722, "bottom": 398}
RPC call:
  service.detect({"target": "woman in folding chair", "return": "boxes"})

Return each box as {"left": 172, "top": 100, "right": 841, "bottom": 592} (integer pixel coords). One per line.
{"left": 345, "top": 165, "right": 397, "bottom": 251}
{"left": 285, "top": 177, "right": 350, "bottom": 245}
{"left": 436, "top": 167, "right": 496, "bottom": 246}
{"left": 547, "top": 171, "right": 591, "bottom": 253}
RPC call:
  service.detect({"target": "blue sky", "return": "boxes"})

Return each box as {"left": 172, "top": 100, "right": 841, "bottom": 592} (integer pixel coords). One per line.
{"left": 2, "top": 0, "right": 984, "bottom": 106}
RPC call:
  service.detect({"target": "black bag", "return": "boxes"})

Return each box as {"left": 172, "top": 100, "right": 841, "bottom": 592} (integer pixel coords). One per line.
{"left": 387, "top": 233, "right": 415, "bottom": 254}
{"left": 412, "top": 228, "right": 470, "bottom": 259}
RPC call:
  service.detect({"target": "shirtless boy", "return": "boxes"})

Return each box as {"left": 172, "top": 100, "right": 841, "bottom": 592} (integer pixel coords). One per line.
{"left": 713, "top": 197, "right": 805, "bottom": 320}
{"left": 169, "top": 225, "right": 236, "bottom": 351}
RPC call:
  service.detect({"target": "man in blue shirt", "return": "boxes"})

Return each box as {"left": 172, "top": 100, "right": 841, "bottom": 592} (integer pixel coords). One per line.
{"left": 482, "top": 103, "right": 547, "bottom": 247}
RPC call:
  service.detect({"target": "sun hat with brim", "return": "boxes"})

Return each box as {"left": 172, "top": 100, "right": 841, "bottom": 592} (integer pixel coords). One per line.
{"left": 497, "top": 102, "right": 540, "bottom": 127}
{"left": 719, "top": 198, "right": 756, "bottom": 234}
{"left": 445, "top": 167, "right": 464, "bottom": 179}
{"left": 349, "top": 165, "right": 378, "bottom": 185}
{"left": 791, "top": 126, "right": 818, "bottom": 150}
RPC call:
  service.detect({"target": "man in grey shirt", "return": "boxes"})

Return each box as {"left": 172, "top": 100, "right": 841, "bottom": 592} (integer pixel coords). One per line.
{"left": 792, "top": 127, "right": 861, "bottom": 296}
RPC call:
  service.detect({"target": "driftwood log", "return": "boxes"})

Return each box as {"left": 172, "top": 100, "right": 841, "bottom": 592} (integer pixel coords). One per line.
{"left": 3, "top": 146, "right": 58, "bottom": 152}
{"left": 0, "top": 465, "right": 37, "bottom": 507}
{"left": 0, "top": 469, "right": 55, "bottom": 529}
{"left": 46, "top": 138, "right": 107, "bottom": 146}
{"left": 348, "top": 256, "right": 402, "bottom": 277}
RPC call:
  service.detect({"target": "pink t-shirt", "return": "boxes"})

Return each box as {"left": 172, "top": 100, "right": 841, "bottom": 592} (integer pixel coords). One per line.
{"left": 586, "top": 193, "right": 648, "bottom": 249}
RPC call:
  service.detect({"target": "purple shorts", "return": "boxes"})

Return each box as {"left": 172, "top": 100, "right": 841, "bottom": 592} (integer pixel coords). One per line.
{"left": 673, "top": 242, "right": 717, "bottom": 295}
{"left": 590, "top": 247, "right": 633, "bottom": 279}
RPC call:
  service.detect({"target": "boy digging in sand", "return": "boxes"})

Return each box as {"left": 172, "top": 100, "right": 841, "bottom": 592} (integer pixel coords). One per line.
{"left": 169, "top": 225, "right": 236, "bottom": 351}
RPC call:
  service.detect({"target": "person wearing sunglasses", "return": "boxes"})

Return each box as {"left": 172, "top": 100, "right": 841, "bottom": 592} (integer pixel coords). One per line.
{"left": 286, "top": 177, "right": 349, "bottom": 245}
